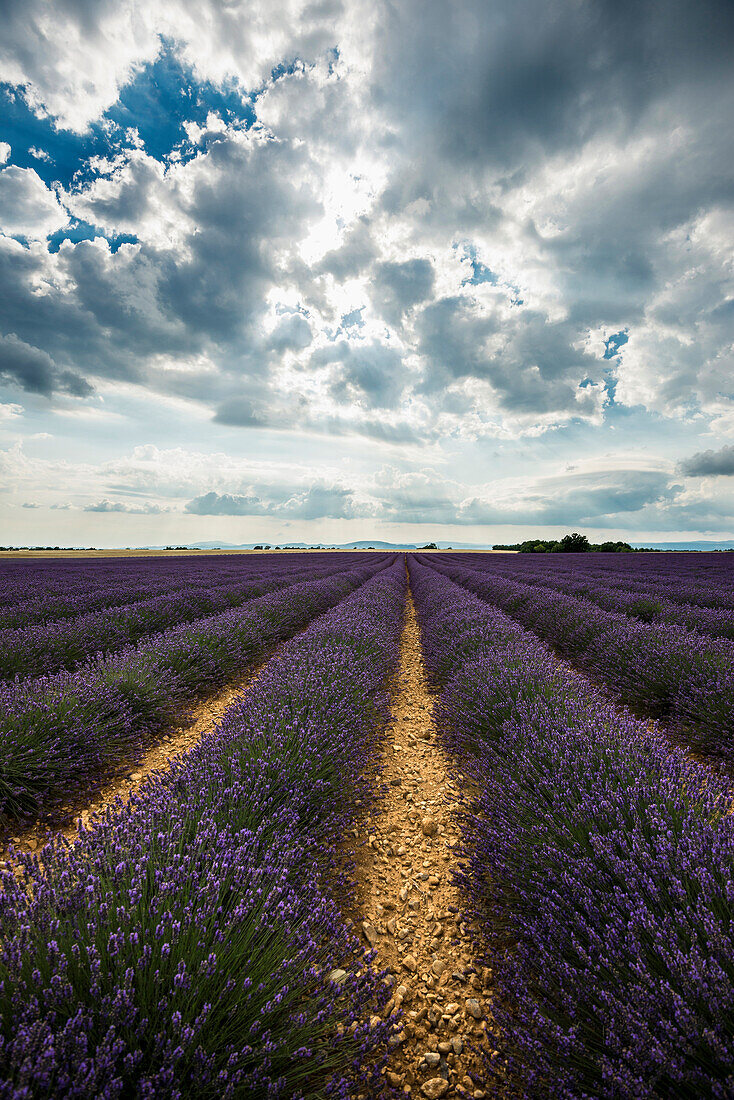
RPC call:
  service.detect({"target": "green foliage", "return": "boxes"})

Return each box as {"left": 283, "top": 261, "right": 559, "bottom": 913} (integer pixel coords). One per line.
{"left": 559, "top": 532, "right": 590, "bottom": 552}
{"left": 598, "top": 540, "right": 633, "bottom": 552}
{"left": 495, "top": 532, "right": 634, "bottom": 553}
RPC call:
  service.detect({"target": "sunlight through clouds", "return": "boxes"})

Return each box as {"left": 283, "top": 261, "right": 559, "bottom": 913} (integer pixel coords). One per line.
{"left": 0, "top": 0, "right": 732, "bottom": 544}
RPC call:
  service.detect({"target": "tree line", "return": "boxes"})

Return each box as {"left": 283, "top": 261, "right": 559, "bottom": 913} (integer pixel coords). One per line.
{"left": 492, "top": 532, "right": 651, "bottom": 553}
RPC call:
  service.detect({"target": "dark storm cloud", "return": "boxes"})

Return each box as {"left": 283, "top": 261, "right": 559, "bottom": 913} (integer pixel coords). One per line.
{"left": 371, "top": 258, "right": 435, "bottom": 327}
{"left": 372, "top": 0, "right": 734, "bottom": 174}
{"left": 310, "top": 340, "right": 405, "bottom": 410}
{"left": 0, "top": 0, "right": 731, "bottom": 450}
{"left": 680, "top": 446, "right": 734, "bottom": 478}
{"left": 0, "top": 332, "right": 93, "bottom": 396}
{"left": 414, "top": 297, "right": 603, "bottom": 417}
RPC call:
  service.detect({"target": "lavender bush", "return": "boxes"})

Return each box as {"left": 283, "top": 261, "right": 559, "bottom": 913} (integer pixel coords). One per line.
{"left": 442, "top": 552, "right": 734, "bottom": 640}
{"left": 409, "top": 556, "right": 734, "bottom": 1099}
{"left": 422, "top": 556, "right": 734, "bottom": 754}
{"left": 0, "top": 552, "right": 359, "bottom": 629}
{"left": 0, "top": 559, "right": 406, "bottom": 1098}
{"left": 0, "top": 561, "right": 342, "bottom": 681}
{"left": 0, "top": 555, "right": 258, "bottom": 620}
{"left": 443, "top": 550, "right": 734, "bottom": 613}
{"left": 0, "top": 557, "right": 392, "bottom": 817}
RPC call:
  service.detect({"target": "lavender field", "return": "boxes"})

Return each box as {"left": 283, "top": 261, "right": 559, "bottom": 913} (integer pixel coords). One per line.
{"left": 0, "top": 550, "right": 733, "bottom": 1098}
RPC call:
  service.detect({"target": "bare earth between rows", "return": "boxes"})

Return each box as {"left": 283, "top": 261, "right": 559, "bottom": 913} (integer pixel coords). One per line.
{"left": 349, "top": 596, "right": 493, "bottom": 1099}
{"left": 1, "top": 589, "right": 495, "bottom": 1098}
{"left": 0, "top": 671, "right": 257, "bottom": 863}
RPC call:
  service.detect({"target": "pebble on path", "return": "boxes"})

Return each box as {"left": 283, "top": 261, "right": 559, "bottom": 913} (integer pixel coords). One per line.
{"left": 345, "top": 593, "right": 493, "bottom": 1095}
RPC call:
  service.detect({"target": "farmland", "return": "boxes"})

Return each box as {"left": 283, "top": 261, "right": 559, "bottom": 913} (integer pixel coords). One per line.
{"left": 0, "top": 550, "right": 733, "bottom": 1098}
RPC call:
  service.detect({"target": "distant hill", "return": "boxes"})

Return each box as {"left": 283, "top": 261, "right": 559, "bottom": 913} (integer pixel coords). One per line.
{"left": 157, "top": 539, "right": 425, "bottom": 550}
{"left": 143, "top": 538, "right": 734, "bottom": 553}
{"left": 631, "top": 540, "right": 734, "bottom": 551}
{"left": 167, "top": 540, "right": 500, "bottom": 551}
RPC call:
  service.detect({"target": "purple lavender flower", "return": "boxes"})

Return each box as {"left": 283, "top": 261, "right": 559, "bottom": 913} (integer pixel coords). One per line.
{"left": 0, "top": 558, "right": 406, "bottom": 1097}
{"left": 0, "top": 555, "right": 393, "bottom": 815}
{"left": 409, "top": 555, "right": 734, "bottom": 1099}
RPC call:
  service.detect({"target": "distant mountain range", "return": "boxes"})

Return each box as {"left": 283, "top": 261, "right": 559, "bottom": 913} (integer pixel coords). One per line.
{"left": 148, "top": 539, "right": 734, "bottom": 552}
{"left": 634, "top": 540, "right": 734, "bottom": 551}
{"left": 149, "top": 540, "right": 453, "bottom": 550}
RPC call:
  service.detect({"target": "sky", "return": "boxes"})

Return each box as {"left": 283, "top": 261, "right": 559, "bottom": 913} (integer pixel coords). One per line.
{"left": 0, "top": 0, "right": 733, "bottom": 548}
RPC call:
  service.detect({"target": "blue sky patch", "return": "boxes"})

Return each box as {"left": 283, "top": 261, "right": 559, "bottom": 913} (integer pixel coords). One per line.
{"left": 604, "top": 330, "right": 629, "bottom": 359}
{"left": 466, "top": 259, "right": 498, "bottom": 285}
{"left": 458, "top": 243, "right": 499, "bottom": 286}
{"left": 47, "top": 221, "right": 138, "bottom": 254}
{"left": 106, "top": 41, "right": 255, "bottom": 163}
{"left": 0, "top": 39, "right": 255, "bottom": 195}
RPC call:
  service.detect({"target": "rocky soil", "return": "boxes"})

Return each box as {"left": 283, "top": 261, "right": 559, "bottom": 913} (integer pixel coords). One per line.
{"left": 350, "top": 596, "right": 494, "bottom": 1098}
{"left": 0, "top": 586, "right": 498, "bottom": 1096}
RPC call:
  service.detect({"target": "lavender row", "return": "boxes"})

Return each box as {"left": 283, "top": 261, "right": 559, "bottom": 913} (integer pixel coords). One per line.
{"left": 564, "top": 579, "right": 734, "bottom": 640}
{"left": 0, "top": 561, "right": 345, "bottom": 681}
{"left": 0, "top": 575, "right": 193, "bottom": 628}
{"left": 409, "top": 557, "right": 734, "bottom": 1099}
{"left": 423, "top": 556, "right": 734, "bottom": 755}
{"left": 0, "top": 559, "right": 407, "bottom": 1098}
{"left": 0, "top": 556, "right": 393, "bottom": 817}
{"left": 0, "top": 554, "right": 258, "bottom": 611}
{"left": 443, "top": 553, "right": 734, "bottom": 637}
{"left": 444, "top": 551, "right": 734, "bottom": 613}
{"left": 0, "top": 552, "right": 358, "bottom": 629}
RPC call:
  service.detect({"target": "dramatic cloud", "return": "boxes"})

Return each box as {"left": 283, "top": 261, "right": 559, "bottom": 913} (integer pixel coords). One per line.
{"left": 185, "top": 491, "right": 269, "bottom": 516}
{"left": 186, "top": 485, "right": 365, "bottom": 520}
{"left": 0, "top": 0, "right": 347, "bottom": 132}
{"left": 0, "top": 333, "right": 93, "bottom": 396}
{"left": 680, "top": 445, "right": 734, "bottom": 478}
{"left": 312, "top": 341, "right": 406, "bottom": 411}
{"left": 1, "top": 0, "right": 732, "bottom": 542}
{"left": 0, "top": 166, "right": 68, "bottom": 238}
{"left": 371, "top": 259, "right": 435, "bottom": 328}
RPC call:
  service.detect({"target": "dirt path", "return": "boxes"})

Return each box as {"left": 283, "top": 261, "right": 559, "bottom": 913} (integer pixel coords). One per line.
{"left": 0, "top": 672, "right": 256, "bottom": 863}
{"left": 351, "top": 595, "right": 493, "bottom": 1099}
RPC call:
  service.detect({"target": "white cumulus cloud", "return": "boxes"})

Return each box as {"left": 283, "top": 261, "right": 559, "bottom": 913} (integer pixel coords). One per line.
{"left": 0, "top": 167, "right": 68, "bottom": 238}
